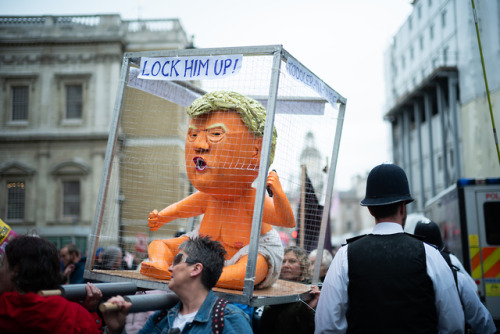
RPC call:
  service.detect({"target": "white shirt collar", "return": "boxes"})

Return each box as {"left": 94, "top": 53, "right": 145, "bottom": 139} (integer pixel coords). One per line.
{"left": 372, "top": 222, "right": 404, "bottom": 235}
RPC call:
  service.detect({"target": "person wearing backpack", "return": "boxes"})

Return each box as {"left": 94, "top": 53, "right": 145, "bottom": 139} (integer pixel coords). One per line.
{"left": 407, "top": 217, "right": 496, "bottom": 334}
{"left": 102, "top": 236, "right": 252, "bottom": 333}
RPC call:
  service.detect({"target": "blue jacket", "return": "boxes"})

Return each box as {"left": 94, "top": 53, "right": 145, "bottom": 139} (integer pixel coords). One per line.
{"left": 69, "top": 256, "right": 87, "bottom": 284}
{"left": 139, "top": 290, "right": 252, "bottom": 333}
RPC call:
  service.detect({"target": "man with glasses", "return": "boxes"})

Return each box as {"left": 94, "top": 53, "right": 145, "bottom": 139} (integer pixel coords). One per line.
{"left": 103, "top": 236, "right": 252, "bottom": 333}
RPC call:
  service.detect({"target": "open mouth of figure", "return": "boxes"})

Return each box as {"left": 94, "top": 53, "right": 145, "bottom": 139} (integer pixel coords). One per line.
{"left": 193, "top": 157, "right": 207, "bottom": 171}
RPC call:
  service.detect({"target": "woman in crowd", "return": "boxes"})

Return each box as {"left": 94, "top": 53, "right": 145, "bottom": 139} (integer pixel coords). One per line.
{"left": 308, "top": 248, "right": 334, "bottom": 282}
{"left": 100, "top": 246, "right": 125, "bottom": 270}
{"left": 257, "top": 246, "right": 320, "bottom": 334}
{"left": 0, "top": 235, "right": 103, "bottom": 333}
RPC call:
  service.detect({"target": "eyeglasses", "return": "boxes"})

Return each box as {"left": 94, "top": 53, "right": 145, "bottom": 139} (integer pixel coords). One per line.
{"left": 187, "top": 126, "right": 226, "bottom": 143}
{"left": 172, "top": 253, "right": 198, "bottom": 267}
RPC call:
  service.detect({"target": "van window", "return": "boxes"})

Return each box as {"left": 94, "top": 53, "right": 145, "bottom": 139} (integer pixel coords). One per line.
{"left": 484, "top": 202, "right": 500, "bottom": 245}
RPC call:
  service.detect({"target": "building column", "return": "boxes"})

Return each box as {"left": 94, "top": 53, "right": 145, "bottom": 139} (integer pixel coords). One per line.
{"left": 403, "top": 109, "right": 414, "bottom": 211}
{"left": 414, "top": 101, "right": 425, "bottom": 210}
{"left": 437, "top": 82, "right": 449, "bottom": 187}
{"left": 403, "top": 109, "right": 412, "bottom": 176}
{"left": 424, "top": 92, "right": 436, "bottom": 197}
{"left": 36, "top": 144, "right": 50, "bottom": 226}
{"left": 448, "top": 73, "right": 461, "bottom": 179}
{"left": 391, "top": 118, "right": 398, "bottom": 163}
{"left": 398, "top": 113, "right": 405, "bottom": 167}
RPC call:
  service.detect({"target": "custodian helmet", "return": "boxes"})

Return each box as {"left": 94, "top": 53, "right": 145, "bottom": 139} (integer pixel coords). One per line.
{"left": 413, "top": 219, "right": 445, "bottom": 251}
{"left": 360, "top": 163, "right": 414, "bottom": 206}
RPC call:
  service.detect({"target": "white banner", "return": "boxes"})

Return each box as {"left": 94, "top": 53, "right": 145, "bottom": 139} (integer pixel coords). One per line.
{"left": 128, "top": 68, "right": 201, "bottom": 107}
{"left": 139, "top": 55, "right": 243, "bottom": 81}
{"left": 285, "top": 58, "right": 339, "bottom": 107}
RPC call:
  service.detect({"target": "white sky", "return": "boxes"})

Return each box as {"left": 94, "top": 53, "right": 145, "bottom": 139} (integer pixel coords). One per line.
{"left": 2, "top": 0, "right": 413, "bottom": 190}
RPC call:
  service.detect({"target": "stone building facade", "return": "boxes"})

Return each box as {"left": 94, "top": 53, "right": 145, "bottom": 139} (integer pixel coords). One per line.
{"left": 0, "top": 15, "right": 191, "bottom": 253}
{"left": 383, "top": 0, "right": 500, "bottom": 211}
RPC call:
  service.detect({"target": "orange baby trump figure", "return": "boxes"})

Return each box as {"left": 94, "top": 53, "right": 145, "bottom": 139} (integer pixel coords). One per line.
{"left": 140, "top": 91, "right": 296, "bottom": 290}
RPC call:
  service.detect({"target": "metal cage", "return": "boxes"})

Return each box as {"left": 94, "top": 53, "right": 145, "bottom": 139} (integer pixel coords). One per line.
{"left": 85, "top": 45, "right": 346, "bottom": 306}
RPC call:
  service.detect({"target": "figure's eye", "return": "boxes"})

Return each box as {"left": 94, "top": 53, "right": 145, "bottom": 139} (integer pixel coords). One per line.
{"left": 207, "top": 127, "right": 226, "bottom": 142}
{"left": 187, "top": 129, "right": 198, "bottom": 141}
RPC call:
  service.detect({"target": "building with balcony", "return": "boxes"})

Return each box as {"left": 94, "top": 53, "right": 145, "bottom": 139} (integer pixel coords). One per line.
{"left": 0, "top": 15, "right": 192, "bottom": 253}
{"left": 383, "top": 0, "right": 500, "bottom": 211}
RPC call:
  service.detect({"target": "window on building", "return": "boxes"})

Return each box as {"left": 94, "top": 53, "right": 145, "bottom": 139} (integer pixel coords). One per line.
{"left": 449, "top": 149, "right": 454, "bottom": 167}
{"left": 419, "top": 36, "right": 424, "bottom": 51}
{"left": 410, "top": 46, "right": 414, "bottom": 60}
{"left": 441, "top": 10, "right": 447, "bottom": 28}
{"left": 4, "top": 76, "right": 37, "bottom": 125}
{"left": 56, "top": 74, "right": 89, "bottom": 124}
{"left": 7, "top": 181, "right": 25, "bottom": 220}
{"left": 418, "top": 5, "right": 422, "bottom": 20}
{"left": 430, "top": 24, "right": 434, "bottom": 40}
{"left": 11, "top": 86, "right": 29, "bottom": 121}
{"left": 484, "top": 202, "right": 500, "bottom": 245}
{"left": 428, "top": 0, "right": 432, "bottom": 7}
{"left": 402, "top": 55, "right": 406, "bottom": 69}
{"left": 63, "top": 180, "right": 80, "bottom": 218}
{"left": 438, "top": 155, "right": 443, "bottom": 171}
{"left": 65, "top": 84, "right": 83, "bottom": 119}
{"left": 409, "top": 17, "right": 412, "bottom": 31}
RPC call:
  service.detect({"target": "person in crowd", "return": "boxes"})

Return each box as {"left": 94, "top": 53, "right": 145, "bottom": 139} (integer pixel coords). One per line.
{"left": 99, "top": 246, "right": 124, "bottom": 270}
{"left": 93, "top": 247, "right": 104, "bottom": 269}
{"left": 315, "top": 163, "right": 464, "bottom": 333}
{"left": 102, "top": 236, "right": 252, "bottom": 333}
{"left": 60, "top": 242, "right": 87, "bottom": 284}
{"left": 280, "top": 246, "right": 312, "bottom": 283}
{"left": 308, "top": 248, "right": 333, "bottom": 282}
{"left": 257, "top": 246, "right": 320, "bottom": 334}
{"left": 405, "top": 213, "right": 478, "bottom": 293}
{"left": 407, "top": 217, "right": 497, "bottom": 333}
{"left": 0, "top": 235, "right": 103, "bottom": 333}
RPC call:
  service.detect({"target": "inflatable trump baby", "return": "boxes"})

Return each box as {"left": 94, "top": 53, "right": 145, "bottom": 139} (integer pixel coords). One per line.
{"left": 140, "top": 91, "right": 296, "bottom": 290}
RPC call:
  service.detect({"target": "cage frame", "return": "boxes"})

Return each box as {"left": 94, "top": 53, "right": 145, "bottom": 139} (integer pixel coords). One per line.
{"left": 85, "top": 44, "right": 347, "bottom": 306}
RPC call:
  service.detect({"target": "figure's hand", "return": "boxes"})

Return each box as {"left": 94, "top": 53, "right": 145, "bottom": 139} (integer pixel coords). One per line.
{"left": 263, "top": 170, "right": 295, "bottom": 228}
{"left": 101, "top": 295, "right": 132, "bottom": 334}
{"left": 307, "top": 285, "right": 321, "bottom": 309}
{"left": 266, "top": 170, "right": 283, "bottom": 197}
{"left": 148, "top": 209, "right": 165, "bottom": 231}
{"left": 82, "top": 282, "right": 103, "bottom": 311}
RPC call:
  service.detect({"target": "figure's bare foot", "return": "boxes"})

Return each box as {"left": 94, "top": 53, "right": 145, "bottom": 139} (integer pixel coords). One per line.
{"left": 140, "top": 261, "right": 172, "bottom": 280}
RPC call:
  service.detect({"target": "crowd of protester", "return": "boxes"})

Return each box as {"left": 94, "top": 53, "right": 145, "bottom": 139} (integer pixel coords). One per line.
{"left": 0, "top": 164, "right": 497, "bottom": 333}
{"left": 0, "top": 230, "right": 497, "bottom": 333}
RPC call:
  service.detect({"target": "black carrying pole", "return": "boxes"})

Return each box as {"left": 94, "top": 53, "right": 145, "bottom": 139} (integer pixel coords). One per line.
{"left": 99, "top": 293, "right": 180, "bottom": 313}
{"left": 40, "top": 282, "right": 137, "bottom": 301}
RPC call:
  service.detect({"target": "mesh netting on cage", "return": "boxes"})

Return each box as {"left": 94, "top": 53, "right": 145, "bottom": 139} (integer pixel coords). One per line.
{"left": 87, "top": 46, "right": 345, "bottom": 305}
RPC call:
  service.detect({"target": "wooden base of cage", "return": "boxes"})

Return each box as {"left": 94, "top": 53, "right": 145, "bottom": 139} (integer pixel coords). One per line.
{"left": 88, "top": 269, "right": 311, "bottom": 306}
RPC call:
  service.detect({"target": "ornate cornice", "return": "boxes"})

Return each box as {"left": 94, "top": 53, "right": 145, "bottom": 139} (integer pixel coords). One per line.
{"left": 0, "top": 52, "right": 122, "bottom": 66}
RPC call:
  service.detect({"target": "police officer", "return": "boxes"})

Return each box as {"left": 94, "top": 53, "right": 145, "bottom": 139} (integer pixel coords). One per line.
{"left": 315, "top": 163, "right": 464, "bottom": 334}
{"left": 408, "top": 217, "right": 497, "bottom": 334}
